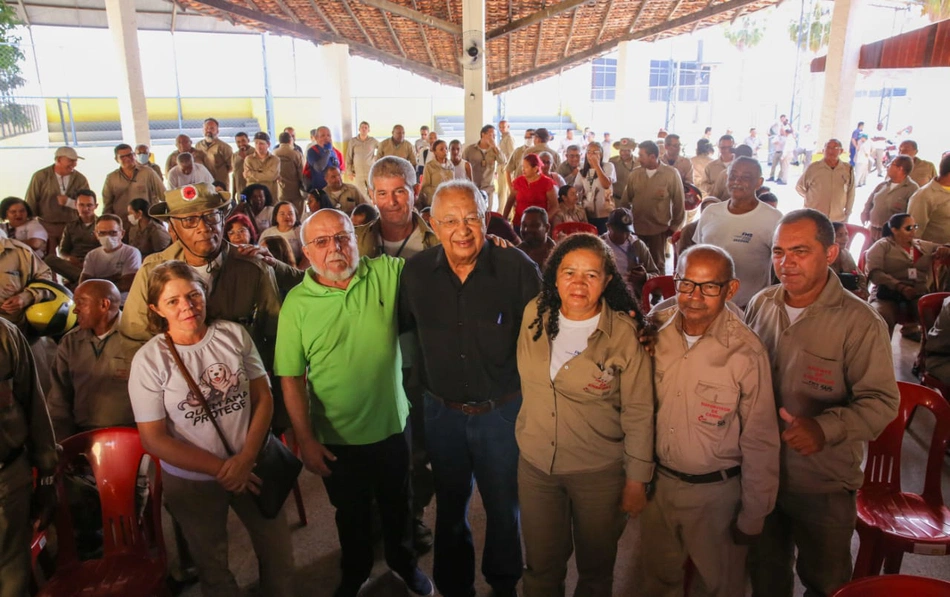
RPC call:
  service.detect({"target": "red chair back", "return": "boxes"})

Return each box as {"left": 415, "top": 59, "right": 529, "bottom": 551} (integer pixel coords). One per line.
{"left": 552, "top": 222, "right": 598, "bottom": 241}
{"left": 915, "top": 292, "right": 950, "bottom": 382}
{"left": 54, "top": 428, "right": 165, "bottom": 564}
{"left": 641, "top": 275, "right": 677, "bottom": 314}
{"left": 831, "top": 574, "right": 950, "bottom": 597}
{"left": 863, "top": 382, "right": 950, "bottom": 502}
{"left": 844, "top": 223, "right": 872, "bottom": 260}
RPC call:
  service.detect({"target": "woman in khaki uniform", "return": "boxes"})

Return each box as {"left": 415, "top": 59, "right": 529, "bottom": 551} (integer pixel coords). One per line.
{"left": 515, "top": 234, "right": 654, "bottom": 597}
{"left": 243, "top": 132, "right": 280, "bottom": 202}
{"left": 418, "top": 140, "right": 455, "bottom": 209}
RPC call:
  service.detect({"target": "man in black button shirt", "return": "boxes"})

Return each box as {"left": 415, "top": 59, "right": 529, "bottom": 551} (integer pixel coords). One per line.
{"left": 400, "top": 179, "right": 541, "bottom": 597}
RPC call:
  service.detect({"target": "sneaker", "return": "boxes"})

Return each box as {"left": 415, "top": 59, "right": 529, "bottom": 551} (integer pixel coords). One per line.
{"left": 392, "top": 568, "right": 434, "bottom": 596}
{"left": 413, "top": 519, "right": 434, "bottom": 553}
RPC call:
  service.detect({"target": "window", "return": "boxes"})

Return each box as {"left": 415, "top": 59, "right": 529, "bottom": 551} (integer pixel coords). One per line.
{"left": 649, "top": 60, "right": 671, "bottom": 102}
{"left": 591, "top": 58, "right": 617, "bottom": 102}
{"left": 649, "top": 60, "right": 711, "bottom": 103}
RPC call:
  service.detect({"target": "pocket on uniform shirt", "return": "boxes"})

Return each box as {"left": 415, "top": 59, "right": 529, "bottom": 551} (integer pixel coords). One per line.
{"left": 111, "top": 357, "right": 132, "bottom": 382}
{"left": 797, "top": 351, "right": 845, "bottom": 402}
{"left": 688, "top": 380, "right": 739, "bottom": 430}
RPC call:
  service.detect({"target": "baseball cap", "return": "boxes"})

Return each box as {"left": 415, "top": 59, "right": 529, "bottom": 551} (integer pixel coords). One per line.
{"left": 606, "top": 207, "right": 634, "bottom": 233}
{"left": 54, "top": 146, "right": 83, "bottom": 160}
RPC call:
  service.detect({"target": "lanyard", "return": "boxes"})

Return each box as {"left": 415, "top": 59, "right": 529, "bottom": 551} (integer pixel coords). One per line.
{"left": 380, "top": 221, "right": 417, "bottom": 258}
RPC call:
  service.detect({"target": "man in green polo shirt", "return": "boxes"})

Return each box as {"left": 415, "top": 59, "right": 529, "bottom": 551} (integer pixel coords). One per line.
{"left": 275, "top": 209, "right": 433, "bottom": 597}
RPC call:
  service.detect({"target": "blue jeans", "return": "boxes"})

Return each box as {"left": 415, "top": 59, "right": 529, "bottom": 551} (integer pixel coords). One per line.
{"left": 424, "top": 392, "right": 523, "bottom": 597}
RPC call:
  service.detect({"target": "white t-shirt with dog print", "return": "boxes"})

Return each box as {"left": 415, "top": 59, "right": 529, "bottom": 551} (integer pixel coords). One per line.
{"left": 129, "top": 320, "right": 268, "bottom": 481}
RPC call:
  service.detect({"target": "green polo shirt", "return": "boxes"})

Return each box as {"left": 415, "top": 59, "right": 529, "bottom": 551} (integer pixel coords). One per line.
{"left": 275, "top": 255, "right": 408, "bottom": 445}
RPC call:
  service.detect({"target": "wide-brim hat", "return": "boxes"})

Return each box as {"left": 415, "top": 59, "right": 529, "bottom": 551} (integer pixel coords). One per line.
{"left": 613, "top": 137, "right": 636, "bottom": 150}
{"left": 149, "top": 183, "right": 231, "bottom": 219}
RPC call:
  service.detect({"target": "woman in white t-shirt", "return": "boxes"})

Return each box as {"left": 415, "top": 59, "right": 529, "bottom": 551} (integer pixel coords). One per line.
{"left": 258, "top": 200, "right": 307, "bottom": 268}
{"left": 573, "top": 142, "right": 616, "bottom": 234}
{"left": 0, "top": 196, "right": 49, "bottom": 258}
{"left": 128, "top": 261, "right": 294, "bottom": 597}
{"left": 515, "top": 234, "right": 654, "bottom": 596}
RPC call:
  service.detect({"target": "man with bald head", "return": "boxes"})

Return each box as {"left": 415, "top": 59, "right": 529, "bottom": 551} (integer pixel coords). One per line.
{"left": 46, "top": 279, "right": 139, "bottom": 440}
{"left": 400, "top": 180, "right": 541, "bottom": 597}
{"left": 643, "top": 245, "right": 779, "bottom": 597}
{"left": 899, "top": 140, "right": 937, "bottom": 187}
{"left": 276, "top": 209, "right": 433, "bottom": 597}
{"left": 165, "top": 134, "right": 209, "bottom": 176}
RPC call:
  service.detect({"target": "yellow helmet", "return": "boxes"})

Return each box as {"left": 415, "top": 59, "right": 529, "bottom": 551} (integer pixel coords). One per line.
{"left": 25, "top": 280, "right": 77, "bottom": 336}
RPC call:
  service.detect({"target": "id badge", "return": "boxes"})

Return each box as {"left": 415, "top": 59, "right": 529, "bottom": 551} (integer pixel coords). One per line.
{"left": 909, "top": 268, "right": 918, "bottom": 280}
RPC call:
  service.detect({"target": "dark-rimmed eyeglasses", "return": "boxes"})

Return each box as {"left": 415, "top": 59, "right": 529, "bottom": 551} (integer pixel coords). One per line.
{"left": 306, "top": 232, "right": 352, "bottom": 249}
{"left": 169, "top": 211, "right": 224, "bottom": 230}
{"left": 674, "top": 277, "right": 730, "bottom": 297}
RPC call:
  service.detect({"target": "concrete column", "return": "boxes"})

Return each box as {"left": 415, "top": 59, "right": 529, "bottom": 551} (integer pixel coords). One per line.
{"left": 321, "top": 43, "right": 354, "bottom": 145}
{"left": 615, "top": 40, "right": 651, "bottom": 137}
{"left": 104, "top": 0, "right": 150, "bottom": 145}
{"left": 462, "top": 0, "right": 490, "bottom": 144}
{"left": 818, "top": 0, "right": 863, "bottom": 147}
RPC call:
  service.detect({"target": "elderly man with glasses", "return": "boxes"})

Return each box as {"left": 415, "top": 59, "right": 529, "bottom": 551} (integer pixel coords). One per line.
{"left": 643, "top": 244, "right": 779, "bottom": 597}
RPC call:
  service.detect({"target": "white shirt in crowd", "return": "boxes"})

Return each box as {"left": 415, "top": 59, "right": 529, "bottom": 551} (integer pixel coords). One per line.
{"left": 550, "top": 312, "right": 601, "bottom": 381}
{"left": 80, "top": 243, "right": 142, "bottom": 305}
{"left": 167, "top": 163, "right": 215, "bottom": 189}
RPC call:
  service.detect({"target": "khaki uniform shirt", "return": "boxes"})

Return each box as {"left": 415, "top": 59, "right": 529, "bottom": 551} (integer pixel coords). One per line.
{"left": 377, "top": 138, "right": 417, "bottom": 167}
{"left": 102, "top": 166, "right": 166, "bottom": 229}
{"left": 505, "top": 145, "right": 531, "bottom": 181}
{"left": 194, "top": 138, "right": 234, "bottom": 185}
{"left": 865, "top": 237, "right": 939, "bottom": 297}
{"left": 24, "top": 165, "right": 89, "bottom": 225}
{"left": 691, "top": 155, "right": 714, "bottom": 195}
{"left": 127, "top": 218, "right": 172, "bottom": 258}
{"left": 654, "top": 308, "right": 779, "bottom": 534}
{"left": 525, "top": 143, "right": 561, "bottom": 169}
{"left": 46, "top": 314, "right": 138, "bottom": 440}
{"left": 0, "top": 317, "right": 57, "bottom": 495}
{"left": 243, "top": 153, "right": 280, "bottom": 201}
{"left": 59, "top": 218, "right": 98, "bottom": 260}
{"left": 909, "top": 157, "right": 937, "bottom": 188}
{"left": 744, "top": 274, "right": 900, "bottom": 493}
{"left": 419, "top": 160, "right": 456, "bottom": 207}
{"left": 165, "top": 148, "right": 209, "bottom": 176}
{"left": 609, "top": 156, "right": 638, "bottom": 199}
{"left": 516, "top": 300, "right": 654, "bottom": 481}
{"left": 356, "top": 211, "right": 439, "bottom": 258}
{"left": 326, "top": 183, "right": 365, "bottom": 215}
{"left": 462, "top": 144, "right": 507, "bottom": 192}
{"left": 709, "top": 168, "right": 730, "bottom": 201}
{"left": 796, "top": 160, "right": 856, "bottom": 222}
{"left": 663, "top": 155, "right": 694, "bottom": 185}
{"left": 232, "top": 148, "right": 251, "bottom": 198}
{"left": 273, "top": 144, "right": 305, "bottom": 205}
{"left": 147, "top": 163, "right": 163, "bottom": 181}
{"left": 499, "top": 133, "right": 516, "bottom": 167}
{"left": 0, "top": 238, "right": 53, "bottom": 329}
{"left": 346, "top": 136, "right": 379, "bottom": 173}
{"left": 862, "top": 178, "right": 919, "bottom": 228}
{"left": 703, "top": 159, "right": 729, "bottom": 196}
{"left": 620, "top": 163, "right": 686, "bottom": 236}
{"left": 907, "top": 179, "right": 950, "bottom": 244}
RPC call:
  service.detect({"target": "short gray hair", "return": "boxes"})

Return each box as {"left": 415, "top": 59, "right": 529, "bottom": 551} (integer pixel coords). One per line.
{"left": 177, "top": 152, "right": 194, "bottom": 164}
{"left": 431, "top": 180, "right": 487, "bottom": 218}
{"left": 368, "top": 156, "right": 416, "bottom": 189}
{"left": 678, "top": 244, "right": 736, "bottom": 280}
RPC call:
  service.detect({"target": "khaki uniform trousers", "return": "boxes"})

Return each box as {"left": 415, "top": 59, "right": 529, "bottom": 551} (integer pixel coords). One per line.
{"left": 163, "top": 472, "right": 295, "bottom": 597}
{"left": 749, "top": 490, "right": 857, "bottom": 597}
{"left": 639, "top": 233, "right": 671, "bottom": 275}
{"left": 352, "top": 168, "right": 372, "bottom": 203}
{"left": 0, "top": 454, "right": 32, "bottom": 597}
{"left": 518, "top": 457, "right": 626, "bottom": 597}
{"left": 640, "top": 471, "right": 747, "bottom": 597}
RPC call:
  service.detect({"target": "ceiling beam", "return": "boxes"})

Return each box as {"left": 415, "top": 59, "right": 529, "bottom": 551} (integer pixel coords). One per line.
{"left": 487, "top": 0, "right": 589, "bottom": 40}
{"left": 667, "top": 0, "right": 686, "bottom": 20}
{"left": 271, "top": 0, "right": 300, "bottom": 23}
{"left": 692, "top": 0, "right": 715, "bottom": 34}
{"left": 192, "top": 0, "right": 460, "bottom": 85}
{"left": 306, "top": 0, "right": 340, "bottom": 36}
{"left": 489, "top": 0, "right": 764, "bottom": 92}
{"left": 411, "top": 0, "right": 439, "bottom": 69}
{"left": 379, "top": 8, "right": 408, "bottom": 58}
{"left": 358, "top": 0, "right": 460, "bottom": 35}
{"left": 15, "top": 0, "right": 30, "bottom": 26}
{"left": 563, "top": 7, "right": 577, "bottom": 58}
{"left": 534, "top": 22, "right": 543, "bottom": 68}
{"left": 339, "top": 0, "right": 377, "bottom": 48}
{"left": 628, "top": 0, "right": 652, "bottom": 34}
{"left": 594, "top": 0, "right": 614, "bottom": 45}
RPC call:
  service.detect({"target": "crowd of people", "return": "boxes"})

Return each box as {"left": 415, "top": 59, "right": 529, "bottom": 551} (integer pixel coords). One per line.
{"left": 1, "top": 113, "right": 949, "bottom": 597}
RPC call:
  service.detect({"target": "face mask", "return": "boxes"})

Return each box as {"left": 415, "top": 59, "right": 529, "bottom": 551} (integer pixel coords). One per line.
{"left": 128, "top": 214, "right": 140, "bottom": 226}
{"left": 136, "top": 153, "right": 150, "bottom": 165}
{"left": 98, "top": 235, "right": 120, "bottom": 251}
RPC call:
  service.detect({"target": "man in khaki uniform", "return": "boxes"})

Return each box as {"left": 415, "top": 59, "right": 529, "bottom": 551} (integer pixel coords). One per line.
{"left": 274, "top": 131, "right": 306, "bottom": 215}
{"left": 496, "top": 120, "right": 516, "bottom": 211}
{"left": 702, "top": 135, "right": 735, "bottom": 196}
{"left": 795, "top": 139, "right": 855, "bottom": 222}
{"left": 45, "top": 189, "right": 99, "bottom": 283}
{"left": 899, "top": 140, "right": 937, "bottom": 187}
{"left": 324, "top": 167, "right": 364, "bottom": 216}
{"left": 0, "top": 316, "right": 58, "bottom": 597}
{"left": 620, "top": 140, "right": 686, "bottom": 274}
{"left": 524, "top": 128, "right": 561, "bottom": 170}
{"left": 860, "top": 155, "right": 918, "bottom": 241}
{"left": 165, "top": 134, "right": 209, "bottom": 176}
{"left": 0, "top": 234, "right": 54, "bottom": 331}
{"left": 102, "top": 144, "right": 166, "bottom": 230}
{"left": 504, "top": 128, "right": 535, "bottom": 191}
{"left": 377, "top": 125, "right": 417, "bottom": 168}
{"left": 135, "top": 144, "right": 164, "bottom": 180}
{"left": 231, "top": 132, "right": 252, "bottom": 198}
{"left": 195, "top": 117, "right": 234, "bottom": 186}
{"left": 462, "top": 124, "right": 507, "bottom": 211}
{"left": 346, "top": 121, "right": 378, "bottom": 201}
{"left": 643, "top": 245, "right": 779, "bottom": 597}
{"left": 907, "top": 154, "right": 950, "bottom": 244}
{"left": 24, "top": 146, "right": 89, "bottom": 255}
{"left": 744, "top": 209, "right": 899, "bottom": 596}
{"left": 661, "top": 134, "right": 693, "bottom": 184}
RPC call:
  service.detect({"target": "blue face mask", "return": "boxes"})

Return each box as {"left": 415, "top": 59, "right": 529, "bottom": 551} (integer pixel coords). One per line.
{"left": 136, "top": 153, "right": 150, "bottom": 165}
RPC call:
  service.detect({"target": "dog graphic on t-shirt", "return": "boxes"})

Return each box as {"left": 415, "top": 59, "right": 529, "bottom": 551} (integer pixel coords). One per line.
{"left": 179, "top": 362, "right": 245, "bottom": 410}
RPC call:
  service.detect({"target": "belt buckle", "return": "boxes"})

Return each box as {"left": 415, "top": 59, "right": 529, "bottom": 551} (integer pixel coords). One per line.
{"left": 460, "top": 402, "right": 482, "bottom": 416}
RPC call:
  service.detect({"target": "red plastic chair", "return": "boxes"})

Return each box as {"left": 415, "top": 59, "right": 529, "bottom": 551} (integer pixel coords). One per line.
{"left": 552, "top": 221, "right": 598, "bottom": 241}
{"left": 832, "top": 574, "right": 950, "bottom": 596}
{"left": 844, "top": 223, "right": 872, "bottom": 261}
{"left": 37, "top": 427, "right": 169, "bottom": 597}
{"left": 852, "top": 382, "right": 950, "bottom": 578}
{"left": 915, "top": 292, "right": 950, "bottom": 394}
{"left": 640, "top": 275, "right": 677, "bottom": 314}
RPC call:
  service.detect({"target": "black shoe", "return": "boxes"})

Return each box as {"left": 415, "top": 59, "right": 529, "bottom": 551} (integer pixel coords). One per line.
{"left": 413, "top": 519, "right": 433, "bottom": 553}
{"left": 766, "top": 177, "right": 774, "bottom": 182}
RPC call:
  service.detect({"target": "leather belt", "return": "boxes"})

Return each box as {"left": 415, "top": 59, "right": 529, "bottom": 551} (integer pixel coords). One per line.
{"left": 0, "top": 445, "right": 24, "bottom": 471}
{"left": 658, "top": 463, "right": 741, "bottom": 485}
{"left": 428, "top": 391, "right": 520, "bottom": 416}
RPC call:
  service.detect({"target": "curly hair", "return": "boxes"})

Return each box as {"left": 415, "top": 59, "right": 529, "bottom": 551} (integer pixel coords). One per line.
{"left": 529, "top": 233, "right": 642, "bottom": 341}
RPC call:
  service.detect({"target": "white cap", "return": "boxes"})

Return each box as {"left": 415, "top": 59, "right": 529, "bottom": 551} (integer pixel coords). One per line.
{"left": 54, "top": 146, "right": 83, "bottom": 160}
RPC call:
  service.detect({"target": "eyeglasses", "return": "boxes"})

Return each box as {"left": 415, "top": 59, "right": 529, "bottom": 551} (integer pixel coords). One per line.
{"left": 674, "top": 277, "right": 730, "bottom": 297}
{"left": 902, "top": 224, "right": 920, "bottom": 231}
{"left": 227, "top": 227, "right": 249, "bottom": 237}
{"left": 169, "top": 211, "right": 224, "bottom": 229}
{"left": 96, "top": 230, "right": 120, "bottom": 237}
{"left": 718, "top": 145, "right": 734, "bottom": 152}
{"left": 306, "top": 232, "right": 352, "bottom": 249}
{"left": 434, "top": 216, "right": 482, "bottom": 229}
{"left": 117, "top": 152, "right": 134, "bottom": 160}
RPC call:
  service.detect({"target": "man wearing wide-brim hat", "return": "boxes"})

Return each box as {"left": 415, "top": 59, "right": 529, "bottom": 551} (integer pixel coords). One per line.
{"left": 609, "top": 138, "right": 638, "bottom": 201}
{"left": 120, "top": 183, "right": 300, "bottom": 374}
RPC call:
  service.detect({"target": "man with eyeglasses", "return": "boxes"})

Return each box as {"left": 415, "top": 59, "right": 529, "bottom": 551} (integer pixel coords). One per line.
{"left": 102, "top": 143, "right": 166, "bottom": 231}
{"left": 276, "top": 208, "right": 435, "bottom": 597}
{"left": 702, "top": 135, "right": 736, "bottom": 197}
{"left": 795, "top": 139, "right": 855, "bottom": 223}
{"left": 399, "top": 180, "right": 541, "bottom": 597}
{"left": 78, "top": 215, "right": 141, "bottom": 306}
{"left": 744, "top": 209, "right": 899, "bottom": 596}
{"left": 693, "top": 157, "right": 782, "bottom": 308}
{"left": 643, "top": 244, "right": 779, "bottom": 597}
